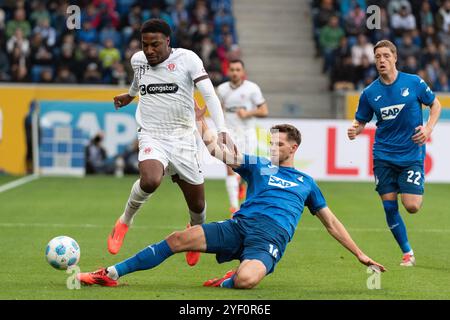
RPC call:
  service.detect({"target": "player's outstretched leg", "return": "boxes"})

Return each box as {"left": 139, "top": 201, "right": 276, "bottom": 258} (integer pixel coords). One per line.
{"left": 79, "top": 239, "right": 174, "bottom": 286}
{"left": 80, "top": 225, "right": 207, "bottom": 286}
{"left": 382, "top": 197, "right": 415, "bottom": 266}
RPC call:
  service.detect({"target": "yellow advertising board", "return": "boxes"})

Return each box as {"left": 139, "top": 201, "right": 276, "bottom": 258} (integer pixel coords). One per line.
{"left": 345, "top": 91, "right": 450, "bottom": 119}
{"left": 0, "top": 84, "right": 205, "bottom": 175}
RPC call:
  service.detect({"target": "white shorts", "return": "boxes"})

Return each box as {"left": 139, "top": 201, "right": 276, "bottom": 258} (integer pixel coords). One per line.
{"left": 229, "top": 128, "right": 258, "bottom": 155}
{"left": 138, "top": 130, "right": 204, "bottom": 185}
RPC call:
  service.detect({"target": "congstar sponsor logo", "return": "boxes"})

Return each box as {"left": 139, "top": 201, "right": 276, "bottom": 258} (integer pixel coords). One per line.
{"left": 139, "top": 83, "right": 179, "bottom": 95}
{"left": 380, "top": 104, "right": 405, "bottom": 120}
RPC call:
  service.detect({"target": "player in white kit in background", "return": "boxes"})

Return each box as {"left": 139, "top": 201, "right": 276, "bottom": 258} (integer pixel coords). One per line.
{"left": 109, "top": 19, "right": 230, "bottom": 267}
{"left": 217, "top": 60, "right": 268, "bottom": 214}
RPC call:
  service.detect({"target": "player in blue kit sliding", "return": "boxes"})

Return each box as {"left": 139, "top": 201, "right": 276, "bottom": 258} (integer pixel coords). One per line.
{"left": 78, "top": 104, "right": 385, "bottom": 288}
{"left": 348, "top": 40, "right": 442, "bottom": 267}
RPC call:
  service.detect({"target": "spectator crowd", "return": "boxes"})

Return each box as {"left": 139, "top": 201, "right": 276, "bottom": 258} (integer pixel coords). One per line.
{"left": 312, "top": 0, "right": 450, "bottom": 92}
{"left": 0, "top": 0, "right": 239, "bottom": 86}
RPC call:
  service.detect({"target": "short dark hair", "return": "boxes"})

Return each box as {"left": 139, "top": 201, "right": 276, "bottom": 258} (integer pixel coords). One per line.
{"left": 270, "top": 124, "right": 301, "bottom": 145}
{"left": 229, "top": 59, "right": 245, "bottom": 68}
{"left": 141, "top": 19, "right": 171, "bottom": 37}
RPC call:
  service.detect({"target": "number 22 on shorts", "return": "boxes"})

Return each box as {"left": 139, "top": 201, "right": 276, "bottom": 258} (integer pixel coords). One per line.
{"left": 407, "top": 170, "right": 421, "bottom": 185}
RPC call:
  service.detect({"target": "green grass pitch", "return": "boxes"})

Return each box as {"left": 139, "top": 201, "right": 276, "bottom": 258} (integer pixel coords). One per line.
{"left": 0, "top": 175, "right": 449, "bottom": 300}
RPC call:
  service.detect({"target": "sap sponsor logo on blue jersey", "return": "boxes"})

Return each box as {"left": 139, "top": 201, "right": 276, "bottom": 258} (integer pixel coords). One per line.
{"left": 380, "top": 104, "right": 405, "bottom": 120}
{"left": 268, "top": 175, "right": 299, "bottom": 189}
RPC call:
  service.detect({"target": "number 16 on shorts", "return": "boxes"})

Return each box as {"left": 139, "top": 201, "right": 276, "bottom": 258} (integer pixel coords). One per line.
{"left": 269, "top": 244, "right": 278, "bottom": 258}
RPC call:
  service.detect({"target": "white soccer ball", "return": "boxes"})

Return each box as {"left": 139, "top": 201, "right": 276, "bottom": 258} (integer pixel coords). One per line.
{"left": 45, "top": 236, "right": 80, "bottom": 270}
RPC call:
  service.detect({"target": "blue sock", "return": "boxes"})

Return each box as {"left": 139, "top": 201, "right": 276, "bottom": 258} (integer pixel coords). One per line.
{"left": 220, "top": 274, "right": 236, "bottom": 289}
{"left": 383, "top": 200, "right": 412, "bottom": 254}
{"left": 114, "top": 240, "right": 174, "bottom": 277}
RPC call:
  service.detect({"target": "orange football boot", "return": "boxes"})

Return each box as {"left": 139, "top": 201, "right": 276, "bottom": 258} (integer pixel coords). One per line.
{"left": 203, "top": 270, "right": 236, "bottom": 287}
{"left": 229, "top": 207, "right": 238, "bottom": 218}
{"left": 185, "top": 223, "right": 201, "bottom": 266}
{"left": 400, "top": 253, "right": 416, "bottom": 267}
{"left": 107, "top": 219, "right": 129, "bottom": 254}
{"left": 238, "top": 184, "right": 246, "bottom": 201}
{"left": 77, "top": 268, "right": 118, "bottom": 287}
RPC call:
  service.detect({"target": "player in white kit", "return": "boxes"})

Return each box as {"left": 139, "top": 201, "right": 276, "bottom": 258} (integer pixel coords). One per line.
{"left": 217, "top": 60, "right": 268, "bottom": 214}
{"left": 109, "top": 19, "right": 230, "bottom": 267}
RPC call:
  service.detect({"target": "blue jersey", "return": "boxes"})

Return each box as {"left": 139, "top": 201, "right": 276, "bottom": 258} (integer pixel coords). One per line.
{"left": 355, "top": 72, "right": 435, "bottom": 165}
{"left": 233, "top": 154, "right": 327, "bottom": 240}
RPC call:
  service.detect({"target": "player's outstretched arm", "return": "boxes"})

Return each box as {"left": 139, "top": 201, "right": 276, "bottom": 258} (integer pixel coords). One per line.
{"left": 315, "top": 207, "right": 386, "bottom": 272}
{"left": 347, "top": 119, "right": 366, "bottom": 140}
{"left": 195, "top": 102, "right": 243, "bottom": 169}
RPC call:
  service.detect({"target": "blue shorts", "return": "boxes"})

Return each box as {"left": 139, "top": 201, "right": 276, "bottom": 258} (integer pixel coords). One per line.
{"left": 373, "top": 159, "right": 424, "bottom": 195}
{"left": 201, "top": 215, "right": 290, "bottom": 274}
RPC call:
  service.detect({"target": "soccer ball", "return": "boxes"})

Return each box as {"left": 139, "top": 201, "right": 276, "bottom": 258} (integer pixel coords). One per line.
{"left": 45, "top": 236, "right": 80, "bottom": 270}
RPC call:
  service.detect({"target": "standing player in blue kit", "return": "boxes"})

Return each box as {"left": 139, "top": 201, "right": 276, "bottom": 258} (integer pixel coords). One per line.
{"left": 348, "top": 40, "right": 442, "bottom": 267}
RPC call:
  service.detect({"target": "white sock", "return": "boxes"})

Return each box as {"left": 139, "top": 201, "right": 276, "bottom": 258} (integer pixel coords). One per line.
{"left": 226, "top": 175, "right": 239, "bottom": 208}
{"left": 106, "top": 266, "right": 119, "bottom": 280}
{"left": 119, "top": 179, "right": 151, "bottom": 226}
{"left": 189, "top": 202, "right": 206, "bottom": 226}
{"left": 404, "top": 250, "right": 414, "bottom": 256}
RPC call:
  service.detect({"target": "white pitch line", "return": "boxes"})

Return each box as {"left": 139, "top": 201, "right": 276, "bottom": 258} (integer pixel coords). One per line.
{"left": 0, "top": 222, "right": 449, "bottom": 234}
{"left": 0, "top": 223, "right": 178, "bottom": 230}
{"left": 0, "top": 174, "right": 39, "bottom": 194}
{"left": 301, "top": 226, "right": 450, "bottom": 234}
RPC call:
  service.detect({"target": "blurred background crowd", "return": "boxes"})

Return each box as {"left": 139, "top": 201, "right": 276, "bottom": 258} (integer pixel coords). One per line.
{"left": 311, "top": 0, "right": 450, "bottom": 92}
{"left": 2, "top": 0, "right": 449, "bottom": 93}
{"left": 0, "top": 0, "right": 240, "bottom": 86}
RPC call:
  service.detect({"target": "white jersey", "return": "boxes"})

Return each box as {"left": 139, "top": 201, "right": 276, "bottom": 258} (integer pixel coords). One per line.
{"left": 217, "top": 80, "right": 265, "bottom": 133}
{"left": 129, "top": 48, "right": 208, "bottom": 138}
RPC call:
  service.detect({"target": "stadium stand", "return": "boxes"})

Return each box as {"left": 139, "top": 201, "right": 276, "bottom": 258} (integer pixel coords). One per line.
{"left": 311, "top": 0, "right": 450, "bottom": 92}
{"left": 0, "top": 0, "right": 238, "bottom": 86}
{"left": 233, "top": 0, "right": 332, "bottom": 118}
